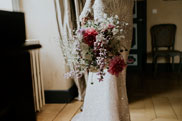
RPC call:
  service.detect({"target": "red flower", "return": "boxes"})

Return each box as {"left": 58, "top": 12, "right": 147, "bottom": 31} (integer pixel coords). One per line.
{"left": 83, "top": 28, "right": 98, "bottom": 47}
{"left": 108, "top": 24, "right": 115, "bottom": 29}
{"left": 108, "top": 56, "right": 126, "bottom": 77}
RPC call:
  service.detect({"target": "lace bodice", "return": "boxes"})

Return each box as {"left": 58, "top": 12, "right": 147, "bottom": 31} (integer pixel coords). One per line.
{"left": 93, "top": 0, "right": 127, "bottom": 20}
{"left": 80, "top": 0, "right": 133, "bottom": 19}
{"left": 80, "top": 0, "right": 134, "bottom": 50}
{"left": 80, "top": 0, "right": 126, "bottom": 20}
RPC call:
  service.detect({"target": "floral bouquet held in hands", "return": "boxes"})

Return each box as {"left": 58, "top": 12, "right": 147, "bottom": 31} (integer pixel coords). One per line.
{"left": 65, "top": 14, "right": 129, "bottom": 82}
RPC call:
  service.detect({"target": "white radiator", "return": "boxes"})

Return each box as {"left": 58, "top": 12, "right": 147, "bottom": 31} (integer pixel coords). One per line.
{"left": 27, "top": 40, "right": 45, "bottom": 112}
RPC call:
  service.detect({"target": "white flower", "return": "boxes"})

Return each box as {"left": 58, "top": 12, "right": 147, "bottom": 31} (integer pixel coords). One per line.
{"left": 94, "top": 20, "right": 99, "bottom": 25}
{"left": 77, "top": 33, "right": 83, "bottom": 40}
{"left": 96, "top": 34, "right": 105, "bottom": 42}
{"left": 103, "top": 13, "right": 108, "bottom": 18}
{"left": 116, "top": 21, "right": 120, "bottom": 24}
{"left": 97, "top": 18, "right": 105, "bottom": 24}
{"left": 87, "top": 21, "right": 92, "bottom": 25}
{"left": 115, "top": 15, "right": 119, "bottom": 19}
{"left": 112, "top": 28, "right": 119, "bottom": 35}
{"left": 107, "top": 17, "right": 114, "bottom": 23}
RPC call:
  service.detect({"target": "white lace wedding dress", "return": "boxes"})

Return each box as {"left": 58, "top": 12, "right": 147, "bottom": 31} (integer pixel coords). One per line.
{"left": 72, "top": 0, "right": 134, "bottom": 121}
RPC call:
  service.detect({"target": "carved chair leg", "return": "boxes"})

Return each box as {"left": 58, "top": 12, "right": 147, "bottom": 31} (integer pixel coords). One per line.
{"left": 153, "top": 56, "right": 158, "bottom": 77}
{"left": 172, "top": 56, "right": 175, "bottom": 72}
{"left": 152, "top": 56, "right": 155, "bottom": 72}
{"left": 167, "top": 56, "right": 171, "bottom": 72}
{"left": 178, "top": 55, "right": 182, "bottom": 73}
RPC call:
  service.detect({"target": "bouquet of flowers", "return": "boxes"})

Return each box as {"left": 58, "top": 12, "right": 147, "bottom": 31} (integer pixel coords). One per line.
{"left": 64, "top": 14, "right": 129, "bottom": 81}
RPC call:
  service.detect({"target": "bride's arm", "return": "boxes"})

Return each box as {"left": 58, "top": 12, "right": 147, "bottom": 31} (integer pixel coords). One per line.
{"left": 79, "top": 0, "right": 95, "bottom": 22}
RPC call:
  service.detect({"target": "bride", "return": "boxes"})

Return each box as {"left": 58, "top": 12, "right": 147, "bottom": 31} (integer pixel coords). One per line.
{"left": 72, "top": 0, "right": 134, "bottom": 121}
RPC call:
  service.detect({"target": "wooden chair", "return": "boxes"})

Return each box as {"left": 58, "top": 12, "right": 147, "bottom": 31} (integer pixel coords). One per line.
{"left": 150, "top": 24, "right": 182, "bottom": 73}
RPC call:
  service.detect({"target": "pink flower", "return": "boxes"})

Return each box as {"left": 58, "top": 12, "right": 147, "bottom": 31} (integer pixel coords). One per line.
{"left": 78, "top": 28, "right": 85, "bottom": 34}
{"left": 83, "top": 28, "right": 98, "bottom": 47}
{"left": 108, "top": 56, "right": 126, "bottom": 77}
{"left": 108, "top": 24, "right": 115, "bottom": 29}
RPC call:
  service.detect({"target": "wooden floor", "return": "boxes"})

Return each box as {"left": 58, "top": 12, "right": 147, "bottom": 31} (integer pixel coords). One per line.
{"left": 37, "top": 73, "right": 182, "bottom": 121}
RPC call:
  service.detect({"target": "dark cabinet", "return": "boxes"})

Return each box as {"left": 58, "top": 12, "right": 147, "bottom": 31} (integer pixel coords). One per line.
{"left": 0, "top": 10, "right": 41, "bottom": 121}
{"left": 0, "top": 45, "right": 41, "bottom": 121}
{"left": 127, "top": 0, "right": 147, "bottom": 71}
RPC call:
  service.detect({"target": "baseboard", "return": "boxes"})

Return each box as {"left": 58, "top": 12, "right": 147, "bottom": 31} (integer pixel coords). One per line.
{"left": 44, "top": 84, "right": 78, "bottom": 103}
{"left": 144, "top": 63, "right": 181, "bottom": 72}
{"left": 44, "top": 63, "right": 181, "bottom": 103}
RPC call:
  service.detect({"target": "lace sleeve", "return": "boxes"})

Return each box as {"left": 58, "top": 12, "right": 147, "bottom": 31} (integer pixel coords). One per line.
{"left": 79, "top": 0, "right": 95, "bottom": 21}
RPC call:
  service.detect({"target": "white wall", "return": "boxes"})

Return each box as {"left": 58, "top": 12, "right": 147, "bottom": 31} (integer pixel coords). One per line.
{"left": 20, "top": 0, "right": 74, "bottom": 90}
{"left": 0, "top": 0, "right": 13, "bottom": 11}
{"left": 147, "top": 0, "right": 182, "bottom": 63}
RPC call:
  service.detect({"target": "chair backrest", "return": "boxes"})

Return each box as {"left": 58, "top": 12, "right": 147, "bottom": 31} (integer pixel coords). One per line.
{"left": 150, "top": 24, "right": 176, "bottom": 51}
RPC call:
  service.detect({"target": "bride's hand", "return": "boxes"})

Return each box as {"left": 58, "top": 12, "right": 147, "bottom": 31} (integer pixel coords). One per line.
{"left": 81, "top": 13, "right": 94, "bottom": 26}
{"left": 81, "top": 17, "right": 88, "bottom": 26}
